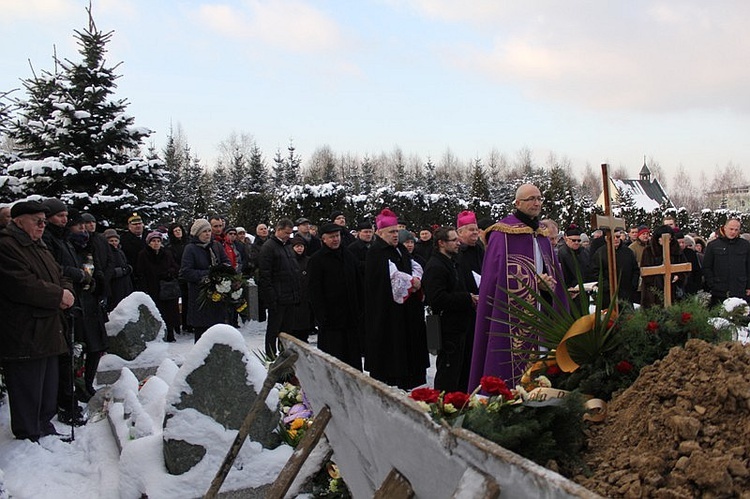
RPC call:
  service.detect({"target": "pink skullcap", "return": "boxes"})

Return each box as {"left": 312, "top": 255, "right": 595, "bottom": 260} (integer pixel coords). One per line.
{"left": 457, "top": 210, "right": 477, "bottom": 228}
{"left": 376, "top": 208, "right": 399, "bottom": 230}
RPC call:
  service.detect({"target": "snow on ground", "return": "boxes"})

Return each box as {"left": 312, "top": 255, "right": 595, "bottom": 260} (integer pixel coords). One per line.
{"left": 0, "top": 320, "right": 437, "bottom": 499}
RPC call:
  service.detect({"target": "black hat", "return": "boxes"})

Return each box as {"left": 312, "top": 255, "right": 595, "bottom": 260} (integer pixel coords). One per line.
{"left": 80, "top": 212, "right": 96, "bottom": 223}
{"left": 356, "top": 219, "right": 373, "bottom": 231}
{"left": 319, "top": 223, "right": 343, "bottom": 235}
{"left": 565, "top": 225, "right": 582, "bottom": 237}
{"left": 10, "top": 200, "right": 50, "bottom": 218}
{"left": 477, "top": 218, "right": 494, "bottom": 231}
{"left": 67, "top": 207, "right": 83, "bottom": 226}
{"left": 41, "top": 198, "right": 67, "bottom": 216}
{"left": 330, "top": 210, "right": 344, "bottom": 222}
{"left": 295, "top": 217, "right": 310, "bottom": 225}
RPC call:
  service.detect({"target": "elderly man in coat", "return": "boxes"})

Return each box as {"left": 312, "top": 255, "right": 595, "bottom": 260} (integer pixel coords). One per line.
{"left": 0, "top": 201, "right": 75, "bottom": 441}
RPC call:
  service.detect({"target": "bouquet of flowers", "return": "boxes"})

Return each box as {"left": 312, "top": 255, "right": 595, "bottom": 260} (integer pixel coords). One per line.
{"left": 197, "top": 264, "right": 248, "bottom": 314}
{"left": 277, "top": 382, "right": 314, "bottom": 447}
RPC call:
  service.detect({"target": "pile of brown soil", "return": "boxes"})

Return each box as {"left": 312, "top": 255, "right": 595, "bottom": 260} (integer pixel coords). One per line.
{"left": 575, "top": 339, "right": 750, "bottom": 498}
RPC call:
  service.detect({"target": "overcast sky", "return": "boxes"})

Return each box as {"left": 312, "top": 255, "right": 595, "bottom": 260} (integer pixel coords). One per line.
{"left": 1, "top": 0, "right": 748, "bottom": 186}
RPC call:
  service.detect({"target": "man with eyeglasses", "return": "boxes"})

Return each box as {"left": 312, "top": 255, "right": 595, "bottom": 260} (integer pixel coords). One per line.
{"left": 0, "top": 201, "right": 75, "bottom": 440}
{"left": 468, "top": 184, "right": 567, "bottom": 389}
{"left": 557, "top": 225, "right": 590, "bottom": 288}
{"left": 422, "top": 226, "right": 478, "bottom": 392}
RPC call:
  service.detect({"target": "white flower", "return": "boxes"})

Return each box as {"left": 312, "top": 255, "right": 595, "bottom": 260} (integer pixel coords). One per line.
{"left": 230, "top": 289, "right": 242, "bottom": 300}
{"left": 216, "top": 280, "right": 232, "bottom": 294}
{"left": 724, "top": 297, "right": 750, "bottom": 316}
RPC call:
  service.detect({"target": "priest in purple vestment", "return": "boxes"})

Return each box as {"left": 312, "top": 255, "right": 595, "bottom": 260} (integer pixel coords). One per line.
{"left": 467, "top": 184, "right": 568, "bottom": 390}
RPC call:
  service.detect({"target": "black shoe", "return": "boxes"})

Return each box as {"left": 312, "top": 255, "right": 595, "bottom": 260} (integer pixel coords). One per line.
{"left": 58, "top": 408, "right": 86, "bottom": 427}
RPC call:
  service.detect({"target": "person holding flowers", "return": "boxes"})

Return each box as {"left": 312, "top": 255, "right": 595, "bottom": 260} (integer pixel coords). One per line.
{"left": 180, "top": 219, "right": 231, "bottom": 342}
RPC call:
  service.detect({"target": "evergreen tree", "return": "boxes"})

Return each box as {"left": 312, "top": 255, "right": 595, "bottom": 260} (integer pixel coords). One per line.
{"left": 272, "top": 148, "right": 285, "bottom": 188}
{"left": 360, "top": 155, "right": 375, "bottom": 194}
{"left": 285, "top": 141, "right": 301, "bottom": 186}
{"left": 424, "top": 157, "right": 437, "bottom": 193}
{"left": 469, "top": 157, "right": 490, "bottom": 200}
{"left": 2, "top": 10, "right": 168, "bottom": 224}
{"left": 248, "top": 143, "right": 267, "bottom": 193}
{"left": 211, "top": 161, "right": 231, "bottom": 215}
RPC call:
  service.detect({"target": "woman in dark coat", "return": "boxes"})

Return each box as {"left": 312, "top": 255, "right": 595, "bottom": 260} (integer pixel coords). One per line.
{"left": 640, "top": 225, "right": 688, "bottom": 308}
{"left": 136, "top": 231, "right": 180, "bottom": 342}
{"left": 167, "top": 223, "right": 190, "bottom": 332}
{"left": 68, "top": 220, "right": 109, "bottom": 402}
{"left": 288, "top": 235, "right": 314, "bottom": 343}
{"left": 103, "top": 228, "right": 134, "bottom": 311}
{"left": 180, "top": 219, "right": 231, "bottom": 342}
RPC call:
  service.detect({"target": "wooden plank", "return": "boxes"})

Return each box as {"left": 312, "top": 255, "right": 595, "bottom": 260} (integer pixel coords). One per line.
{"left": 265, "top": 405, "right": 332, "bottom": 499}
{"left": 374, "top": 468, "right": 415, "bottom": 499}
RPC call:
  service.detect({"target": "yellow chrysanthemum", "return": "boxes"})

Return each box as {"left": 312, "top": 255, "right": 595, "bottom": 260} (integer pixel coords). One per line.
{"left": 290, "top": 418, "right": 305, "bottom": 430}
{"left": 211, "top": 292, "right": 222, "bottom": 302}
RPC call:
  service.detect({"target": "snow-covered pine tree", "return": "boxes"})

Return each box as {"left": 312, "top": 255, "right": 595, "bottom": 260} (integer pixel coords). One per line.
{"left": 247, "top": 143, "right": 267, "bottom": 193}
{"left": 272, "top": 148, "right": 285, "bottom": 188}
{"left": 424, "top": 157, "right": 437, "bottom": 194}
{"left": 469, "top": 157, "right": 490, "bottom": 201}
{"left": 211, "top": 160, "right": 231, "bottom": 215}
{"left": 2, "top": 10, "right": 168, "bottom": 225}
{"left": 360, "top": 155, "right": 375, "bottom": 195}
{"left": 284, "top": 141, "right": 301, "bottom": 186}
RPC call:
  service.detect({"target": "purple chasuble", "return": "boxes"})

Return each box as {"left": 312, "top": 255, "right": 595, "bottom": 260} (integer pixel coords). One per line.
{"left": 467, "top": 213, "right": 567, "bottom": 390}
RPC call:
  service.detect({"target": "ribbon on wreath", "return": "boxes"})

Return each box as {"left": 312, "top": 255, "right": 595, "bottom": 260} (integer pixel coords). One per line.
{"left": 523, "top": 386, "right": 608, "bottom": 423}
{"left": 555, "top": 309, "right": 617, "bottom": 373}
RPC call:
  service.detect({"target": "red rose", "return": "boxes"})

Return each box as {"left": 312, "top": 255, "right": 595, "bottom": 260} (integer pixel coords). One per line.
{"left": 607, "top": 319, "right": 615, "bottom": 329}
{"left": 480, "top": 376, "right": 509, "bottom": 395}
{"left": 546, "top": 364, "right": 561, "bottom": 376}
{"left": 681, "top": 312, "right": 692, "bottom": 324}
{"left": 409, "top": 387, "right": 440, "bottom": 404}
{"left": 443, "top": 391, "right": 470, "bottom": 409}
{"left": 615, "top": 360, "right": 633, "bottom": 374}
{"left": 646, "top": 321, "right": 659, "bottom": 332}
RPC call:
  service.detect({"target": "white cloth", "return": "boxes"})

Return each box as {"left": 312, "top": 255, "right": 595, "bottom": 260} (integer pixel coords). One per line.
{"left": 388, "top": 260, "right": 424, "bottom": 304}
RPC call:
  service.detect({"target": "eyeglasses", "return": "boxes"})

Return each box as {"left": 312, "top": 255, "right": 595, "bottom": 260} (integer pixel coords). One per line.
{"left": 32, "top": 217, "right": 48, "bottom": 227}
{"left": 518, "top": 196, "right": 545, "bottom": 203}
{"left": 568, "top": 238, "right": 581, "bottom": 243}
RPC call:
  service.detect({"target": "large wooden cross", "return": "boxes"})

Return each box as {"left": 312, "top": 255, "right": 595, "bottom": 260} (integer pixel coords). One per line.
{"left": 640, "top": 233, "right": 692, "bottom": 307}
{"left": 593, "top": 164, "right": 626, "bottom": 313}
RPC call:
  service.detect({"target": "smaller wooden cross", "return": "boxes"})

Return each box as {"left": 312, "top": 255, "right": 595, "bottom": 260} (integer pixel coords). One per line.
{"left": 640, "top": 233, "right": 692, "bottom": 307}
{"left": 593, "top": 164, "right": 627, "bottom": 312}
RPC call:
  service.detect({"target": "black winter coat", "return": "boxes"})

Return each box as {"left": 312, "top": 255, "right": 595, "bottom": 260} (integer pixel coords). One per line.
{"left": 422, "top": 252, "right": 474, "bottom": 335}
{"left": 589, "top": 242, "right": 640, "bottom": 307}
{"left": 703, "top": 235, "right": 750, "bottom": 300}
{"left": 180, "top": 239, "right": 231, "bottom": 328}
{"left": 104, "top": 243, "right": 133, "bottom": 310}
{"left": 136, "top": 247, "right": 179, "bottom": 299}
{"left": 558, "top": 244, "right": 590, "bottom": 288}
{"left": 289, "top": 253, "right": 314, "bottom": 332}
{"left": 308, "top": 244, "right": 362, "bottom": 330}
{"left": 0, "top": 223, "right": 71, "bottom": 361}
{"left": 363, "top": 236, "right": 428, "bottom": 388}
{"left": 456, "top": 243, "right": 484, "bottom": 294}
{"left": 640, "top": 240, "right": 688, "bottom": 308}
{"left": 258, "top": 237, "right": 301, "bottom": 308}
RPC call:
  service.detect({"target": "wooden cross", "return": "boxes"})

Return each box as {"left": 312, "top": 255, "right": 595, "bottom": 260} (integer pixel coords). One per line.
{"left": 640, "top": 233, "right": 692, "bottom": 307}
{"left": 593, "top": 164, "right": 627, "bottom": 313}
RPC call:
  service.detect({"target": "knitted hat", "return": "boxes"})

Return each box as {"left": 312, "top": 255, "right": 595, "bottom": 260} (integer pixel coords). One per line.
{"left": 375, "top": 208, "right": 398, "bottom": 230}
{"left": 41, "top": 198, "right": 67, "bottom": 216}
{"left": 290, "top": 235, "right": 307, "bottom": 247}
{"left": 103, "top": 228, "right": 119, "bottom": 240}
{"left": 146, "top": 231, "right": 163, "bottom": 243}
{"left": 637, "top": 225, "right": 650, "bottom": 237}
{"left": 236, "top": 226, "right": 246, "bottom": 233}
{"left": 456, "top": 210, "right": 477, "bottom": 228}
{"left": 190, "top": 218, "right": 211, "bottom": 237}
{"left": 398, "top": 229, "right": 416, "bottom": 244}
{"left": 80, "top": 213, "right": 96, "bottom": 223}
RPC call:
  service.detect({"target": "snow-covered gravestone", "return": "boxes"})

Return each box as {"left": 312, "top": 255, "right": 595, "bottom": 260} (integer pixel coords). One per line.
{"left": 105, "top": 292, "right": 164, "bottom": 361}
{"left": 163, "top": 325, "right": 281, "bottom": 475}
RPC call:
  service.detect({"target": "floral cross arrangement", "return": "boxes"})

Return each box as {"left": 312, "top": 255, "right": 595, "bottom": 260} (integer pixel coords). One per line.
{"left": 197, "top": 264, "right": 249, "bottom": 314}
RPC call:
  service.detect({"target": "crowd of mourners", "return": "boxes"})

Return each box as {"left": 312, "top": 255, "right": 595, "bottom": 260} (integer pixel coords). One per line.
{"left": 0, "top": 193, "right": 748, "bottom": 442}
